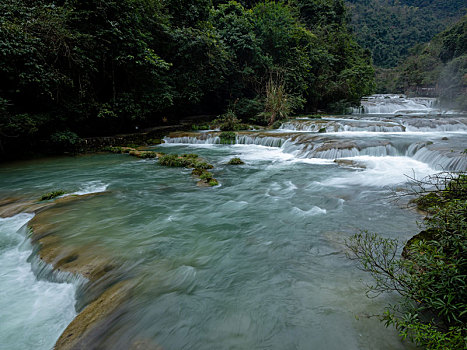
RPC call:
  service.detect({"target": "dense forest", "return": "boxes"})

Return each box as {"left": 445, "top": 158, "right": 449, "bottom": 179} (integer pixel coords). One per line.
{"left": 377, "top": 15, "right": 467, "bottom": 110}
{"left": 346, "top": 0, "right": 466, "bottom": 68}
{"left": 0, "top": 0, "right": 374, "bottom": 156}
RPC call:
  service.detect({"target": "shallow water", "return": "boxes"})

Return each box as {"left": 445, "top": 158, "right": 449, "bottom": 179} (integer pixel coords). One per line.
{"left": 1, "top": 108, "right": 466, "bottom": 349}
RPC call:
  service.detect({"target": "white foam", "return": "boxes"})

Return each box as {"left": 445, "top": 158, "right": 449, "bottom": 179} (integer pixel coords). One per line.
{"left": 321, "top": 156, "right": 436, "bottom": 187}
{"left": 71, "top": 181, "right": 108, "bottom": 195}
{"left": 291, "top": 206, "right": 327, "bottom": 216}
{"left": 0, "top": 214, "right": 76, "bottom": 350}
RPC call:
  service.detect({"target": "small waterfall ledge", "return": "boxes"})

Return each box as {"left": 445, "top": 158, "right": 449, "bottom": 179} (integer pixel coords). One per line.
{"left": 162, "top": 123, "right": 467, "bottom": 172}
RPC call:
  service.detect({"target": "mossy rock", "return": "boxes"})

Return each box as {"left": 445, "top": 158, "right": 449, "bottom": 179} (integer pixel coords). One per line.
{"left": 40, "top": 190, "right": 66, "bottom": 201}
{"left": 181, "top": 153, "right": 199, "bottom": 159}
{"left": 318, "top": 127, "right": 326, "bottom": 133}
{"left": 191, "top": 168, "right": 205, "bottom": 176}
{"left": 208, "top": 179, "right": 219, "bottom": 186}
{"left": 199, "top": 171, "right": 214, "bottom": 181}
{"left": 159, "top": 153, "right": 213, "bottom": 169}
{"left": 129, "top": 150, "right": 158, "bottom": 159}
{"left": 103, "top": 146, "right": 124, "bottom": 154}
{"left": 192, "top": 161, "right": 213, "bottom": 169}
{"left": 228, "top": 157, "right": 244, "bottom": 165}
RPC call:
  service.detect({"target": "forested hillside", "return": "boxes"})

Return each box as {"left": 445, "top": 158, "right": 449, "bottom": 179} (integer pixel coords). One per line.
{"left": 346, "top": 0, "right": 466, "bottom": 67}
{"left": 378, "top": 15, "right": 467, "bottom": 110}
{"left": 0, "top": 0, "right": 374, "bottom": 156}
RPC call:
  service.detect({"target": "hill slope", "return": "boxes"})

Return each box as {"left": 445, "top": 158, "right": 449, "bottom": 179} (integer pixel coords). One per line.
{"left": 346, "top": 0, "right": 466, "bottom": 67}
{"left": 378, "top": 15, "right": 467, "bottom": 110}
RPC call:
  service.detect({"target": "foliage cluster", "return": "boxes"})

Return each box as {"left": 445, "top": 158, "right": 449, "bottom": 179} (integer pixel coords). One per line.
{"left": 0, "top": 0, "right": 374, "bottom": 157}
{"left": 346, "top": 173, "right": 467, "bottom": 349}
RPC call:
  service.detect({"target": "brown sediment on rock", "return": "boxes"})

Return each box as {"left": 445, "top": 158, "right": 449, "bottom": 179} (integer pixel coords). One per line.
{"left": 28, "top": 192, "right": 115, "bottom": 281}
{"left": 314, "top": 141, "right": 357, "bottom": 152}
{"left": 0, "top": 197, "right": 55, "bottom": 218}
{"left": 0, "top": 191, "right": 108, "bottom": 219}
{"left": 334, "top": 159, "right": 367, "bottom": 169}
{"left": 54, "top": 280, "right": 135, "bottom": 350}
{"left": 18, "top": 191, "right": 134, "bottom": 349}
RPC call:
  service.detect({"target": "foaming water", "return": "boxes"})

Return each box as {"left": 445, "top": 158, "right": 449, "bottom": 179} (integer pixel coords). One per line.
{"left": 321, "top": 156, "right": 436, "bottom": 187}
{"left": 70, "top": 180, "right": 108, "bottom": 196}
{"left": 0, "top": 214, "right": 77, "bottom": 350}
{"left": 0, "top": 150, "right": 423, "bottom": 350}
{"left": 351, "top": 94, "right": 459, "bottom": 115}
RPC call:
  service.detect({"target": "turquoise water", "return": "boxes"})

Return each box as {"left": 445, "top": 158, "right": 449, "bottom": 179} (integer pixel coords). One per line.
{"left": 1, "top": 111, "right": 466, "bottom": 349}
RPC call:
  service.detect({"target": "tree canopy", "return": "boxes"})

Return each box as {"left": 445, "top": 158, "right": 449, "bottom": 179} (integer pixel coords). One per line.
{"left": 0, "top": 0, "right": 374, "bottom": 155}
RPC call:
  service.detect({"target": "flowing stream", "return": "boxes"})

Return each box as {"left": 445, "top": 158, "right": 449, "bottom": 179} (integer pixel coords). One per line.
{"left": 0, "top": 95, "right": 466, "bottom": 349}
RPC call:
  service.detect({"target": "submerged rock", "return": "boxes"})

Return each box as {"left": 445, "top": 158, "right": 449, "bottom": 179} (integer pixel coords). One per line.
{"left": 0, "top": 197, "right": 54, "bottom": 218}
{"left": 54, "top": 280, "right": 134, "bottom": 350}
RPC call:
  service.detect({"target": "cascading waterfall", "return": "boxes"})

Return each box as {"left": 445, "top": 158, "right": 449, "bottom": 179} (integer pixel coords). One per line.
{"left": 164, "top": 134, "right": 286, "bottom": 147}
{"left": 163, "top": 135, "right": 221, "bottom": 144}
{"left": 162, "top": 114, "right": 466, "bottom": 172}
{"left": 0, "top": 214, "right": 77, "bottom": 350}
{"left": 351, "top": 94, "right": 460, "bottom": 115}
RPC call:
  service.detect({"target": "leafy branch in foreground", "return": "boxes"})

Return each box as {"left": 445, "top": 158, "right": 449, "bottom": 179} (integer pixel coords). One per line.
{"left": 346, "top": 172, "right": 467, "bottom": 350}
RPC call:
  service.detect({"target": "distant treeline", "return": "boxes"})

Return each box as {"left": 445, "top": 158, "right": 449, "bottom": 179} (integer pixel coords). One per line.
{"left": 377, "top": 15, "right": 467, "bottom": 110}
{"left": 0, "top": 0, "right": 374, "bottom": 156}
{"left": 346, "top": 0, "right": 466, "bottom": 68}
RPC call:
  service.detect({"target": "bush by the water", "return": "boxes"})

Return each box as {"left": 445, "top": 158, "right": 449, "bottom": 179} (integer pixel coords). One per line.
{"left": 40, "top": 190, "right": 66, "bottom": 201}
{"left": 346, "top": 172, "right": 467, "bottom": 350}
{"left": 219, "top": 132, "right": 236, "bottom": 144}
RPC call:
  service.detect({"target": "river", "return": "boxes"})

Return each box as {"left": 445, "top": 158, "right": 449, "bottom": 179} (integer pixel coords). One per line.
{"left": 0, "top": 95, "right": 465, "bottom": 349}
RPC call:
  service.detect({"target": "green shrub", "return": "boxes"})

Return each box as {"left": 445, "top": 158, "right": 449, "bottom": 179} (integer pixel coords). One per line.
{"left": 50, "top": 131, "right": 81, "bottom": 152}
{"left": 40, "top": 190, "right": 66, "bottom": 201}
{"left": 413, "top": 192, "right": 442, "bottom": 212}
{"left": 219, "top": 131, "right": 236, "bottom": 144}
{"left": 235, "top": 98, "right": 263, "bottom": 123}
{"left": 346, "top": 173, "right": 467, "bottom": 350}
{"left": 218, "top": 109, "right": 241, "bottom": 131}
